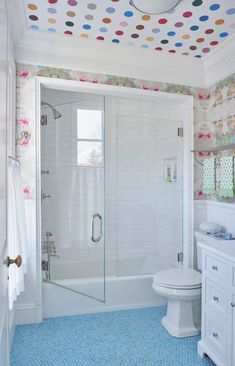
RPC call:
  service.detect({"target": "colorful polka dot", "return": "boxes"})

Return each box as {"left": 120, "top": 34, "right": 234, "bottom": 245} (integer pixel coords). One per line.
{"left": 175, "top": 42, "right": 183, "bottom": 47}
{"left": 161, "top": 39, "right": 168, "bottom": 44}
{"left": 205, "top": 28, "right": 214, "bottom": 34}
{"left": 67, "top": 11, "right": 76, "bottom": 17}
{"left": 48, "top": 18, "right": 56, "bottom": 24}
{"left": 220, "top": 32, "right": 229, "bottom": 37}
{"left": 99, "top": 27, "right": 107, "bottom": 33}
{"left": 112, "top": 39, "right": 119, "bottom": 43}
{"left": 85, "top": 14, "right": 93, "bottom": 20}
{"left": 152, "top": 28, "right": 160, "bottom": 33}
{"left": 202, "top": 47, "right": 210, "bottom": 53}
{"left": 227, "top": 8, "right": 235, "bottom": 15}
{"left": 30, "top": 25, "right": 39, "bottom": 29}
{"left": 29, "top": 15, "right": 38, "bottom": 21}
{"left": 116, "top": 30, "right": 124, "bottom": 36}
{"left": 136, "top": 25, "right": 144, "bottom": 30}
{"left": 196, "top": 38, "right": 204, "bottom": 43}
{"left": 120, "top": 21, "right": 128, "bottom": 27}
{"left": 87, "top": 3, "right": 96, "bottom": 10}
{"left": 64, "top": 30, "right": 73, "bottom": 35}
{"left": 142, "top": 15, "right": 151, "bottom": 21}
{"left": 182, "top": 34, "right": 191, "bottom": 39}
{"left": 106, "top": 7, "right": 115, "bottom": 14}
{"left": 192, "top": 0, "right": 203, "bottom": 6}
{"left": 159, "top": 18, "right": 167, "bottom": 25}
{"left": 183, "top": 12, "right": 192, "bottom": 18}
{"left": 169, "top": 50, "right": 176, "bottom": 53}
{"left": 48, "top": 8, "right": 57, "bottom": 14}
{"left": 81, "top": 33, "right": 89, "bottom": 38}
{"left": 167, "top": 31, "right": 176, "bottom": 36}
{"left": 175, "top": 22, "right": 183, "bottom": 28}
{"left": 124, "top": 11, "right": 133, "bottom": 17}
{"left": 48, "top": 27, "right": 56, "bottom": 32}
{"left": 215, "top": 19, "right": 224, "bottom": 25}
{"left": 131, "top": 33, "right": 139, "bottom": 38}
{"left": 103, "top": 18, "right": 111, "bottom": 24}
{"left": 83, "top": 24, "right": 91, "bottom": 29}
{"left": 48, "top": 0, "right": 57, "bottom": 3}
{"left": 96, "top": 36, "right": 104, "bottom": 40}
{"left": 210, "top": 40, "right": 218, "bottom": 46}
{"left": 28, "top": 3, "right": 37, "bottom": 10}
{"left": 155, "top": 47, "right": 162, "bottom": 51}
{"left": 190, "top": 45, "right": 197, "bottom": 50}
{"left": 210, "top": 4, "right": 220, "bottom": 11}
{"left": 190, "top": 25, "right": 199, "bottom": 31}
{"left": 146, "top": 36, "right": 154, "bottom": 42}
{"left": 68, "top": 0, "right": 77, "bottom": 5}
{"left": 199, "top": 15, "right": 209, "bottom": 21}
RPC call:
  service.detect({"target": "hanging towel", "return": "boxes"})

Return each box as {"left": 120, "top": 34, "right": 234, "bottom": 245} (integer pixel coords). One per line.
{"left": 220, "top": 156, "right": 234, "bottom": 197}
{"left": 8, "top": 158, "right": 29, "bottom": 310}
{"left": 203, "top": 157, "right": 216, "bottom": 195}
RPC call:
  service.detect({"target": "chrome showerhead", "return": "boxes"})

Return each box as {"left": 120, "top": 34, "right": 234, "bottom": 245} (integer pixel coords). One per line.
{"left": 41, "top": 101, "right": 62, "bottom": 120}
{"left": 52, "top": 108, "right": 62, "bottom": 120}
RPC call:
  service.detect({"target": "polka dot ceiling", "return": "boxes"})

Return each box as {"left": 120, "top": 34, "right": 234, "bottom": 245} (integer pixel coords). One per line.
{"left": 24, "top": 0, "right": 235, "bottom": 58}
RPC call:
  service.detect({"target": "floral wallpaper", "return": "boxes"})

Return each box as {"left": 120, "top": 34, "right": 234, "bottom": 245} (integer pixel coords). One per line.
{"left": 16, "top": 63, "right": 235, "bottom": 203}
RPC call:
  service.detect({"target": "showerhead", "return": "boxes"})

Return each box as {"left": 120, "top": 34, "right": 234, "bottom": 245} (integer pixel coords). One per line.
{"left": 41, "top": 101, "right": 62, "bottom": 120}
{"left": 52, "top": 108, "right": 62, "bottom": 119}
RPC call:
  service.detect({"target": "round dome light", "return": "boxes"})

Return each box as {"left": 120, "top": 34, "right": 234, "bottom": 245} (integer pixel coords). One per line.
{"left": 130, "top": 0, "right": 180, "bottom": 15}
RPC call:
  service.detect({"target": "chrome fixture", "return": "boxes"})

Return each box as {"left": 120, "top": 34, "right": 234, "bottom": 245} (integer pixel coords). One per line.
{"left": 42, "top": 231, "right": 60, "bottom": 280}
{"left": 129, "top": 0, "right": 180, "bottom": 14}
{"left": 41, "top": 169, "right": 50, "bottom": 175}
{"left": 91, "top": 213, "right": 102, "bottom": 243}
{"left": 41, "top": 101, "right": 62, "bottom": 120}
{"left": 42, "top": 192, "right": 51, "bottom": 201}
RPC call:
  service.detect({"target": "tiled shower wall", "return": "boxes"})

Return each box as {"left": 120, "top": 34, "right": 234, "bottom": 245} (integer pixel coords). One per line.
{"left": 41, "top": 89, "right": 183, "bottom": 276}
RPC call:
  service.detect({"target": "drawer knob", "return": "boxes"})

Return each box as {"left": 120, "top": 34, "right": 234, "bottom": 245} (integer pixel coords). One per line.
{"left": 212, "top": 332, "right": 218, "bottom": 339}
{"left": 212, "top": 265, "right": 218, "bottom": 271}
{"left": 213, "top": 296, "right": 219, "bottom": 302}
{"left": 231, "top": 303, "right": 235, "bottom": 307}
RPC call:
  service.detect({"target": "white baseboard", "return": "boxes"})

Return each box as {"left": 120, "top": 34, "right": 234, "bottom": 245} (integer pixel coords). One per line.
{"left": 14, "top": 304, "right": 41, "bottom": 325}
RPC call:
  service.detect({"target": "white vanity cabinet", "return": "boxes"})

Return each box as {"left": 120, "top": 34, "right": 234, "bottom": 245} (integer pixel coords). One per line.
{"left": 196, "top": 232, "right": 235, "bottom": 366}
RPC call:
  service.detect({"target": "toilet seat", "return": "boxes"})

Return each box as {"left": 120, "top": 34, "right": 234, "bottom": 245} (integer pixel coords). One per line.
{"left": 153, "top": 268, "right": 201, "bottom": 290}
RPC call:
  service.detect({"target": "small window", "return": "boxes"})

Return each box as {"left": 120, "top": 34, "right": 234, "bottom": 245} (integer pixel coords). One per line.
{"left": 77, "top": 109, "right": 103, "bottom": 167}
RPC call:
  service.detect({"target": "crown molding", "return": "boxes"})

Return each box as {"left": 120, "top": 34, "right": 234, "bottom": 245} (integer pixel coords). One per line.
{"left": 15, "top": 29, "right": 206, "bottom": 88}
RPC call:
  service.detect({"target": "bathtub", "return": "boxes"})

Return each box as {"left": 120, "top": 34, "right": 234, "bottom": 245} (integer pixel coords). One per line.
{"left": 42, "top": 255, "right": 171, "bottom": 318}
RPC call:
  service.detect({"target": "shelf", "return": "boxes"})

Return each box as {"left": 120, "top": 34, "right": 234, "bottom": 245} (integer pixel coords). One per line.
{"left": 191, "top": 143, "right": 235, "bottom": 154}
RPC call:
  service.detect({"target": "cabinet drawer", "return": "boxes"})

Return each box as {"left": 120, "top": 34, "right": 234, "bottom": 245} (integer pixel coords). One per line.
{"left": 205, "top": 278, "right": 228, "bottom": 318}
{"left": 205, "top": 254, "right": 228, "bottom": 283}
{"left": 205, "top": 312, "right": 228, "bottom": 359}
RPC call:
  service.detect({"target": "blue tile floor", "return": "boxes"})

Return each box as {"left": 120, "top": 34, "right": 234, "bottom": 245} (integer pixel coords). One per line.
{"left": 11, "top": 306, "right": 215, "bottom": 366}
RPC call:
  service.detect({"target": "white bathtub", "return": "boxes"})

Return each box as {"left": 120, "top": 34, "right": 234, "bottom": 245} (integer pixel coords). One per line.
{"left": 42, "top": 274, "right": 166, "bottom": 318}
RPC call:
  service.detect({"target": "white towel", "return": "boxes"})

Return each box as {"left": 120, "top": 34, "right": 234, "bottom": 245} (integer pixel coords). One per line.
{"left": 8, "top": 158, "right": 29, "bottom": 310}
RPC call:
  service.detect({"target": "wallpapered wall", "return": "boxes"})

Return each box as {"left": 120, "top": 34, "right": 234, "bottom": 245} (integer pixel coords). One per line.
{"left": 16, "top": 63, "right": 235, "bottom": 203}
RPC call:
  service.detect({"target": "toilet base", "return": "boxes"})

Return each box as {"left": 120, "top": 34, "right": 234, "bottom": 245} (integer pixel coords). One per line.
{"left": 161, "top": 300, "right": 201, "bottom": 338}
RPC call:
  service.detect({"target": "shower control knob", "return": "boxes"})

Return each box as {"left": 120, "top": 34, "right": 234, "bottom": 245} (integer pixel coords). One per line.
{"left": 41, "top": 169, "right": 50, "bottom": 175}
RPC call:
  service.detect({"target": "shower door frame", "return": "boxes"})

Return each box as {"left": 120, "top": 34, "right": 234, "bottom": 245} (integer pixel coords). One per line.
{"left": 35, "top": 76, "right": 194, "bottom": 322}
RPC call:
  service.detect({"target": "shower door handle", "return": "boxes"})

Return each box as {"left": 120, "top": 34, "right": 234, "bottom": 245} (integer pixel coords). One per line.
{"left": 91, "top": 214, "right": 102, "bottom": 243}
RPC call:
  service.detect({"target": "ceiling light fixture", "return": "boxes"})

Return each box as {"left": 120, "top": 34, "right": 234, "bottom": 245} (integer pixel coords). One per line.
{"left": 130, "top": 0, "right": 180, "bottom": 15}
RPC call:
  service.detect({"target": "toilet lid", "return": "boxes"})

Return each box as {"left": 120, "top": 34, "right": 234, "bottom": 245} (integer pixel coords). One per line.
{"left": 153, "top": 268, "right": 201, "bottom": 289}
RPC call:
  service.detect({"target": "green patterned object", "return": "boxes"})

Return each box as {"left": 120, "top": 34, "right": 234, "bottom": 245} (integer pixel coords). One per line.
{"left": 203, "top": 157, "right": 216, "bottom": 195}
{"left": 220, "top": 156, "right": 235, "bottom": 197}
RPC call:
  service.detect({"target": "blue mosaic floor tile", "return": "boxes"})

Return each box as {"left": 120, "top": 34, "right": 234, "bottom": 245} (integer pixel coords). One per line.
{"left": 11, "top": 306, "right": 215, "bottom": 366}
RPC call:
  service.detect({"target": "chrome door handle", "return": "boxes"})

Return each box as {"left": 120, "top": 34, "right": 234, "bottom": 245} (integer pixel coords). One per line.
{"left": 91, "top": 213, "right": 102, "bottom": 243}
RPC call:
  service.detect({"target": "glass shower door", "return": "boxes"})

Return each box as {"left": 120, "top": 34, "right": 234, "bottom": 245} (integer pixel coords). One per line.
{"left": 41, "top": 91, "right": 105, "bottom": 302}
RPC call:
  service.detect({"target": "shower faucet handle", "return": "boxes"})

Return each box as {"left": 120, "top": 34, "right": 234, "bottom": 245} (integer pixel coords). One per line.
{"left": 41, "top": 169, "right": 50, "bottom": 175}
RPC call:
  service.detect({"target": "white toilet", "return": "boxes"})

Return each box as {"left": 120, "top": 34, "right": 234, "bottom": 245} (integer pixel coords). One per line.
{"left": 152, "top": 268, "right": 201, "bottom": 338}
